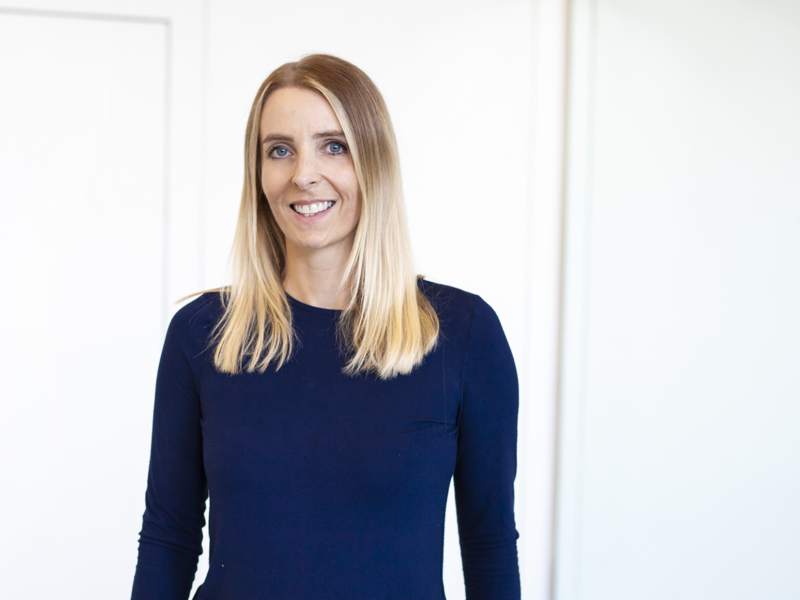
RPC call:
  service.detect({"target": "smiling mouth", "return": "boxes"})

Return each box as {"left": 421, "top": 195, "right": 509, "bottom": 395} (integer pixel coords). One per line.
{"left": 291, "top": 201, "right": 335, "bottom": 217}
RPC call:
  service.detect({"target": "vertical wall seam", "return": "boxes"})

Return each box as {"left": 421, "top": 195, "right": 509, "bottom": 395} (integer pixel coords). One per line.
{"left": 524, "top": 1, "right": 571, "bottom": 598}
{"left": 550, "top": 6, "right": 575, "bottom": 600}
{"left": 199, "top": 0, "right": 210, "bottom": 289}
{"left": 162, "top": 20, "right": 173, "bottom": 332}
{"left": 574, "top": 0, "right": 598, "bottom": 597}
{"left": 552, "top": 0, "right": 597, "bottom": 598}
{"left": 520, "top": 2, "right": 538, "bottom": 598}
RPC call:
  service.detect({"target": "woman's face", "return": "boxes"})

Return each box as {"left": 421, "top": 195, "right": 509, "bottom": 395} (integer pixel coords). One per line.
{"left": 259, "top": 87, "right": 361, "bottom": 264}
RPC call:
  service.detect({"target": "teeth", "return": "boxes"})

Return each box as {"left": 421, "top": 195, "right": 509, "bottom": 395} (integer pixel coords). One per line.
{"left": 293, "top": 201, "right": 333, "bottom": 216}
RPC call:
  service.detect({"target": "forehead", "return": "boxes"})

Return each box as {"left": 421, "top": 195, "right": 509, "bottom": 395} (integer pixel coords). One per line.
{"left": 259, "top": 87, "right": 342, "bottom": 137}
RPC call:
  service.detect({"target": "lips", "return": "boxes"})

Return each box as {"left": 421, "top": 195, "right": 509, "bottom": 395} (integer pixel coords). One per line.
{"left": 291, "top": 201, "right": 335, "bottom": 217}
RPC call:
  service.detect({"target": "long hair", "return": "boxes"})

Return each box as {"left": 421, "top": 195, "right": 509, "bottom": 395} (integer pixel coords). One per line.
{"left": 198, "top": 54, "right": 438, "bottom": 379}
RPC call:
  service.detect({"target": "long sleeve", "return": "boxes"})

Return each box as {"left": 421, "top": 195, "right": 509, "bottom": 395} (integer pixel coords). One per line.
{"left": 454, "top": 295, "right": 521, "bottom": 599}
{"left": 131, "top": 303, "right": 209, "bottom": 600}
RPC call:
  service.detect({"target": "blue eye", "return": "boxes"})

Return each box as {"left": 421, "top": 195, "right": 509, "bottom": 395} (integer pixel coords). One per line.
{"left": 327, "top": 142, "right": 346, "bottom": 154}
{"left": 267, "top": 145, "right": 290, "bottom": 159}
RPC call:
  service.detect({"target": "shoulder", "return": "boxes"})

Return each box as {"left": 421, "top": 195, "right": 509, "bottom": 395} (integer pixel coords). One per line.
{"left": 419, "top": 279, "right": 517, "bottom": 398}
{"left": 172, "top": 290, "right": 224, "bottom": 327}
{"left": 417, "top": 278, "right": 505, "bottom": 344}
{"left": 418, "top": 278, "right": 474, "bottom": 322}
{"left": 165, "top": 290, "right": 226, "bottom": 352}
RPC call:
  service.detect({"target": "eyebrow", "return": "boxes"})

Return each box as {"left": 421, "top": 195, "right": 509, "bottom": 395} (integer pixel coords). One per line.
{"left": 262, "top": 134, "right": 292, "bottom": 146}
{"left": 261, "top": 130, "right": 346, "bottom": 147}
{"left": 313, "top": 130, "right": 345, "bottom": 140}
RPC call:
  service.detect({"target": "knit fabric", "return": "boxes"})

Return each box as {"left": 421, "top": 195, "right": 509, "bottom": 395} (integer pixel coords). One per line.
{"left": 131, "top": 280, "right": 520, "bottom": 600}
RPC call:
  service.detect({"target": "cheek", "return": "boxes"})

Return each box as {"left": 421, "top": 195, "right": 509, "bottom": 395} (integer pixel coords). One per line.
{"left": 341, "top": 182, "right": 361, "bottom": 221}
{"left": 347, "top": 194, "right": 363, "bottom": 234}
{"left": 351, "top": 181, "right": 363, "bottom": 219}
{"left": 353, "top": 193, "right": 363, "bottom": 219}
{"left": 260, "top": 174, "right": 283, "bottom": 221}
{"left": 338, "top": 168, "right": 361, "bottom": 205}
{"left": 260, "top": 168, "right": 274, "bottom": 197}
{"left": 260, "top": 162, "right": 287, "bottom": 196}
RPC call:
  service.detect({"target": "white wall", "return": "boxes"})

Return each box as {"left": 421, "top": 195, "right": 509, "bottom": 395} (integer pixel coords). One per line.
{"left": 1, "top": 1, "right": 565, "bottom": 599}
{"left": 555, "top": 1, "right": 800, "bottom": 599}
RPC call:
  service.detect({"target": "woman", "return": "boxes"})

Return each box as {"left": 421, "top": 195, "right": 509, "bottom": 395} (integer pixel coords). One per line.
{"left": 131, "top": 54, "right": 520, "bottom": 600}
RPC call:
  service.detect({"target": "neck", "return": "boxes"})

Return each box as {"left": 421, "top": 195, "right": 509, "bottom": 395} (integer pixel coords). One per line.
{"left": 282, "top": 243, "right": 351, "bottom": 310}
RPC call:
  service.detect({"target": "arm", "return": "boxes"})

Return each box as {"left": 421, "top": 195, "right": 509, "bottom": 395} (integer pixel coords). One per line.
{"left": 131, "top": 302, "right": 209, "bottom": 600}
{"left": 454, "top": 295, "right": 521, "bottom": 599}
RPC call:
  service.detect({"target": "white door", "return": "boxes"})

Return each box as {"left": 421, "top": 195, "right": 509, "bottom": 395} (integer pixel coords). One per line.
{"left": 0, "top": 3, "right": 202, "bottom": 598}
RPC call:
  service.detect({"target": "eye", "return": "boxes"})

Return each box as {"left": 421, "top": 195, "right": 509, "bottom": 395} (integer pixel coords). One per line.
{"left": 326, "top": 141, "right": 347, "bottom": 155}
{"left": 268, "top": 146, "right": 291, "bottom": 159}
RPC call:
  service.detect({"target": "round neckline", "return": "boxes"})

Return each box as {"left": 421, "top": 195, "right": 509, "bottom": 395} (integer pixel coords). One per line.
{"left": 285, "top": 292, "right": 343, "bottom": 316}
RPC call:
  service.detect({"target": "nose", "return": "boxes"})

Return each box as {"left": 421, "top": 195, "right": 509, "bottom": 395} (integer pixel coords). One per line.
{"left": 291, "top": 152, "right": 319, "bottom": 190}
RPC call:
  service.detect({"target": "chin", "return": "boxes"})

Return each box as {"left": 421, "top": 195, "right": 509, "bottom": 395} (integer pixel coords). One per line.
{"left": 287, "top": 236, "right": 333, "bottom": 253}
{"left": 287, "top": 233, "right": 355, "bottom": 257}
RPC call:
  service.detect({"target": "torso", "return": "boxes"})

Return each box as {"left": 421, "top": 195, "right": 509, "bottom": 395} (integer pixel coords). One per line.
{"left": 192, "top": 280, "right": 473, "bottom": 599}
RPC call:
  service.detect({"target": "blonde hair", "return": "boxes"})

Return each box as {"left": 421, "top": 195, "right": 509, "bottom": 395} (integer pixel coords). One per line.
{"left": 190, "top": 54, "right": 438, "bottom": 379}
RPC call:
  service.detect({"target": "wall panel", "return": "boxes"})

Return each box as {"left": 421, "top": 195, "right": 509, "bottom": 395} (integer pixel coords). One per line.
{"left": 556, "top": 1, "right": 800, "bottom": 599}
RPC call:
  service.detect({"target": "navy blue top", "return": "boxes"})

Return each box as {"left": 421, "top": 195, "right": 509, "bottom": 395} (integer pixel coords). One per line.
{"left": 131, "top": 280, "right": 520, "bottom": 600}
